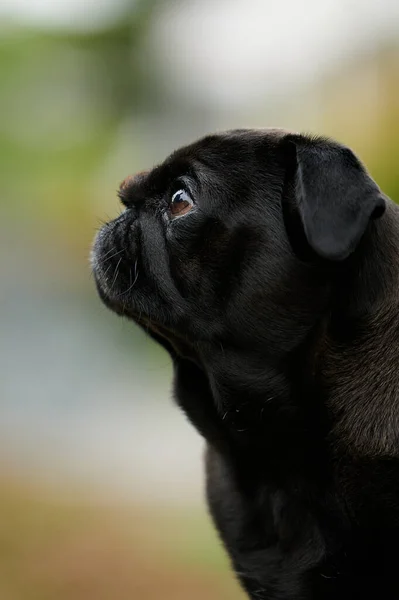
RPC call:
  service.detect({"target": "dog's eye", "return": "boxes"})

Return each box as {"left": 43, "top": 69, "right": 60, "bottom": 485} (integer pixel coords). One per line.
{"left": 170, "top": 189, "right": 193, "bottom": 218}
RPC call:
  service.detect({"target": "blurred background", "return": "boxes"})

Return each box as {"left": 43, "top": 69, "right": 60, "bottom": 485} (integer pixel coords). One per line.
{"left": 0, "top": 0, "right": 398, "bottom": 598}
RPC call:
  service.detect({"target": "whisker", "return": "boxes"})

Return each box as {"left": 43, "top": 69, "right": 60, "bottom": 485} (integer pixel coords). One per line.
{"left": 119, "top": 269, "right": 139, "bottom": 297}
{"left": 102, "top": 262, "right": 113, "bottom": 280}
{"left": 100, "top": 247, "right": 125, "bottom": 264}
{"left": 120, "top": 268, "right": 131, "bottom": 312}
{"left": 100, "top": 246, "right": 118, "bottom": 260}
{"left": 110, "top": 257, "right": 122, "bottom": 292}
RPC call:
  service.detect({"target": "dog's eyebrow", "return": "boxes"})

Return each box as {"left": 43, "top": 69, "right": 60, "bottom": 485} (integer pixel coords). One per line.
{"left": 118, "top": 158, "right": 203, "bottom": 205}
{"left": 149, "top": 160, "right": 202, "bottom": 195}
{"left": 117, "top": 170, "right": 151, "bottom": 205}
{"left": 119, "top": 171, "right": 149, "bottom": 192}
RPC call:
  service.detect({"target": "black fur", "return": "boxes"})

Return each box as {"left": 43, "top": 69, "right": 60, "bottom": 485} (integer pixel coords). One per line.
{"left": 91, "top": 128, "right": 399, "bottom": 599}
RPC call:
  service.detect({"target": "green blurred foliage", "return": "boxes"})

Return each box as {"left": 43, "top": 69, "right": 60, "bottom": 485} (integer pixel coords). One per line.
{"left": 0, "top": 0, "right": 159, "bottom": 250}
{"left": 320, "top": 44, "right": 399, "bottom": 201}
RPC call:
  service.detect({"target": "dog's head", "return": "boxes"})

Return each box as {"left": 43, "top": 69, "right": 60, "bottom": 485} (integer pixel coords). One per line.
{"left": 91, "top": 129, "right": 385, "bottom": 370}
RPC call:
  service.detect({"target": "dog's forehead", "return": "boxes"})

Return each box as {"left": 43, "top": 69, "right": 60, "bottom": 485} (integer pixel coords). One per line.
{"left": 140, "top": 127, "right": 297, "bottom": 192}
{"left": 169, "top": 127, "right": 296, "bottom": 162}
{"left": 230, "top": 127, "right": 295, "bottom": 139}
{"left": 212, "top": 127, "right": 295, "bottom": 142}
{"left": 120, "top": 128, "right": 298, "bottom": 196}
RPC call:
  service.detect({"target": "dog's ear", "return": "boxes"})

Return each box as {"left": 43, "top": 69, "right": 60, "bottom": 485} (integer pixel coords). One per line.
{"left": 282, "top": 136, "right": 386, "bottom": 261}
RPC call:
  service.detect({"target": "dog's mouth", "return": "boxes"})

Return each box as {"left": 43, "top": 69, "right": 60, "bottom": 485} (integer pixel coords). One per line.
{"left": 94, "top": 266, "right": 200, "bottom": 363}
{"left": 92, "top": 214, "right": 203, "bottom": 359}
{"left": 92, "top": 213, "right": 147, "bottom": 309}
{"left": 91, "top": 213, "right": 136, "bottom": 299}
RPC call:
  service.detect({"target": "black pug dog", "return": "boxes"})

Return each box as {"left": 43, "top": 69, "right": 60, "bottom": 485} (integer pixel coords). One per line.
{"left": 92, "top": 128, "right": 399, "bottom": 599}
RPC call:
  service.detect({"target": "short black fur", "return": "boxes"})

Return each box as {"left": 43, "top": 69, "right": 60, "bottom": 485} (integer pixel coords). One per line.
{"left": 92, "top": 128, "right": 399, "bottom": 599}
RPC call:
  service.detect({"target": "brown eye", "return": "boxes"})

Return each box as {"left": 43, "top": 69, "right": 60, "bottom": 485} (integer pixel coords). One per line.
{"left": 170, "top": 189, "right": 193, "bottom": 217}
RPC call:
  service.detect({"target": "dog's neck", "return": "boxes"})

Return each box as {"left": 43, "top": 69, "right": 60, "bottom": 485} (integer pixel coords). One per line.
{"left": 206, "top": 203, "right": 399, "bottom": 465}
{"left": 203, "top": 338, "right": 329, "bottom": 480}
{"left": 323, "top": 201, "right": 399, "bottom": 457}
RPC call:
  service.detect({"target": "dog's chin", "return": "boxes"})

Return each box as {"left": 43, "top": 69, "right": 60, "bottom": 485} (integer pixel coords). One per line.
{"left": 94, "top": 272, "right": 202, "bottom": 364}
{"left": 93, "top": 274, "right": 127, "bottom": 316}
{"left": 93, "top": 268, "right": 144, "bottom": 320}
